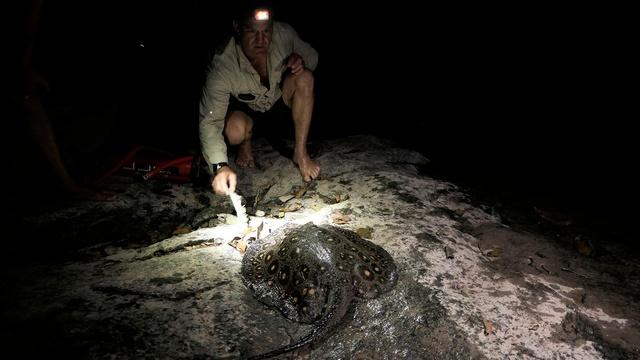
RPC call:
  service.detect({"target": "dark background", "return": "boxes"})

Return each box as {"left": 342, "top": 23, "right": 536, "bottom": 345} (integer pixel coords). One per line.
{"left": 6, "top": 1, "right": 636, "bottom": 236}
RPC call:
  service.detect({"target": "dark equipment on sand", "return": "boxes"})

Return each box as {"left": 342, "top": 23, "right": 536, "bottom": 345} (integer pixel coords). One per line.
{"left": 94, "top": 145, "right": 208, "bottom": 185}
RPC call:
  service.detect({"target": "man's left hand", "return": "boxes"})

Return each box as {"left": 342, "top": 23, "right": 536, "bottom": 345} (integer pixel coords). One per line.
{"left": 284, "top": 53, "right": 305, "bottom": 76}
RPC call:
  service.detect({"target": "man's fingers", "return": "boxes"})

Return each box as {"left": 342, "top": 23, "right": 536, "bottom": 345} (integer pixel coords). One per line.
{"left": 227, "top": 173, "right": 237, "bottom": 194}
{"left": 291, "top": 64, "right": 303, "bottom": 75}
{"left": 212, "top": 182, "right": 221, "bottom": 195}
{"left": 285, "top": 54, "right": 303, "bottom": 72}
{"left": 213, "top": 176, "right": 229, "bottom": 195}
{"left": 212, "top": 169, "right": 238, "bottom": 195}
{"left": 212, "top": 180, "right": 225, "bottom": 196}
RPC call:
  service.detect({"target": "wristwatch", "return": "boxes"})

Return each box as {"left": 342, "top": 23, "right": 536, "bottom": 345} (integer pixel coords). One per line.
{"left": 213, "top": 162, "right": 229, "bottom": 173}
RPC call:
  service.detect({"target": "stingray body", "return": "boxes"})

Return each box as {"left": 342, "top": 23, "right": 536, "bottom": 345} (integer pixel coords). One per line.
{"left": 241, "top": 222, "right": 398, "bottom": 359}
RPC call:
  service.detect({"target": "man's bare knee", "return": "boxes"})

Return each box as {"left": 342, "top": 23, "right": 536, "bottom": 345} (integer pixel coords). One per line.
{"left": 294, "top": 69, "right": 314, "bottom": 93}
{"left": 224, "top": 111, "right": 253, "bottom": 145}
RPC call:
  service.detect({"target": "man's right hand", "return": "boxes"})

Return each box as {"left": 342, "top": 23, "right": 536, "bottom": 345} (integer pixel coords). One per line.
{"left": 212, "top": 166, "right": 237, "bottom": 195}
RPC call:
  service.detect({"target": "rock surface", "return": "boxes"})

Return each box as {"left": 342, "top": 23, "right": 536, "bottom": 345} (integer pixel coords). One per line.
{"left": 2, "top": 136, "right": 638, "bottom": 359}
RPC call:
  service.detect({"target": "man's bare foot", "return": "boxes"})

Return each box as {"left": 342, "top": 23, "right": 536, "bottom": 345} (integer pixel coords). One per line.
{"left": 293, "top": 151, "right": 320, "bottom": 182}
{"left": 236, "top": 140, "right": 255, "bottom": 168}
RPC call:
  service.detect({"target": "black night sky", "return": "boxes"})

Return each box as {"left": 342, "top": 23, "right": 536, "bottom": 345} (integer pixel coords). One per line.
{"left": 6, "top": 1, "right": 636, "bottom": 239}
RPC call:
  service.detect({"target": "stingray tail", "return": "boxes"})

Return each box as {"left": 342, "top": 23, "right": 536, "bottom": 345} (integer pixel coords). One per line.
{"left": 248, "top": 289, "right": 351, "bottom": 360}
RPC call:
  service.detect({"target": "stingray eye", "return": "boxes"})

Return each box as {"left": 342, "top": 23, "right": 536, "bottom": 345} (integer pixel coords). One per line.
{"left": 278, "top": 265, "right": 290, "bottom": 285}
{"left": 278, "top": 246, "right": 288, "bottom": 256}
{"left": 267, "top": 260, "right": 279, "bottom": 274}
{"left": 359, "top": 265, "right": 375, "bottom": 281}
{"left": 300, "top": 266, "right": 309, "bottom": 277}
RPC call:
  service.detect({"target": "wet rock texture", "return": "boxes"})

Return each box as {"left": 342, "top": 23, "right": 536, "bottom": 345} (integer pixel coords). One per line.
{"left": 2, "top": 136, "right": 638, "bottom": 359}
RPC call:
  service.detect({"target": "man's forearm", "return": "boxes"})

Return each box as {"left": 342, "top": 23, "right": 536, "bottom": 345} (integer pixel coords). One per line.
{"left": 199, "top": 116, "right": 228, "bottom": 170}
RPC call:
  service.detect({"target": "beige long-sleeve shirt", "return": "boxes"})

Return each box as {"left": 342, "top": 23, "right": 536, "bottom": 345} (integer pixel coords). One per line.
{"left": 199, "top": 21, "right": 318, "bottom": 170}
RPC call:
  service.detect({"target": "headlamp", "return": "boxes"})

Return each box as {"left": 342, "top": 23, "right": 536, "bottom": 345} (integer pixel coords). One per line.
{"left": 254, "top": 9, "right": 270, "bottom": 21}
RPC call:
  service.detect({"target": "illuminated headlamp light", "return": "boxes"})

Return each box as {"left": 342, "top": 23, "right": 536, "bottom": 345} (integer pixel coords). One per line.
{"left": 254, "top": 9, "right": 270, "bottom": 21}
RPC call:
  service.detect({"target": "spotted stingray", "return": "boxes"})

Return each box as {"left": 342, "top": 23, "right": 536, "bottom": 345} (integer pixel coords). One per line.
{"left": 241, "top": 222, "right": 398, "bottom": 359}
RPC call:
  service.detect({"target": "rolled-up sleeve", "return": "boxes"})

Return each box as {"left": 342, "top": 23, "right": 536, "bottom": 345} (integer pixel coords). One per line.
{"left": 199, "top": 64, "right": 230, "bottom": 169}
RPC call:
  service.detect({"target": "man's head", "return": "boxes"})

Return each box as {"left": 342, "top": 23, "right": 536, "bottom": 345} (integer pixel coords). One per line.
{"left": 233, "top": 1, "right": 274, "bottom": 59}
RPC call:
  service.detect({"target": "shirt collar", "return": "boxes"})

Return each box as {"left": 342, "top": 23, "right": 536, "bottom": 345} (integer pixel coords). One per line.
{"left": 234, "top": 39, "right": 275, "bottom": 75}
{"left": 235, "top": 42, "right": 255, "bottom": 74}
